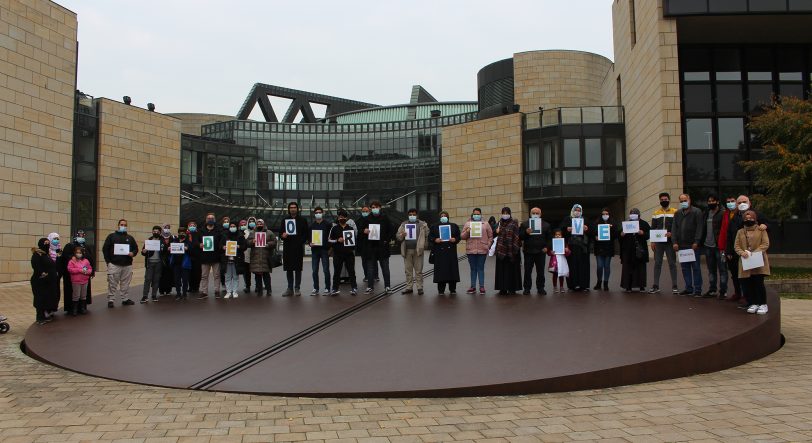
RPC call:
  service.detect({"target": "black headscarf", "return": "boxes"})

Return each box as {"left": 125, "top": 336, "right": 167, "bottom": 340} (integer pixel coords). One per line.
{"left": 37, "top": 237, "right": 50, "bottom": 253}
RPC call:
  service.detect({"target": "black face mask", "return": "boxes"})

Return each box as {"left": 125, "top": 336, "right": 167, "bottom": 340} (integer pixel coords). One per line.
{"left": 660, "top": 200, "right": 670, "bottom": 208}
{"left": 256, "top": 226, "right": 265, "bottom": 231}
{"left": 744, "top": 220, "right": 756, "bottom": 227}
{"left": 708, "top": 203, "right": 718, "bottom": 210}
{"left": 152, "top": 232, "right": 160, "bottom": 237}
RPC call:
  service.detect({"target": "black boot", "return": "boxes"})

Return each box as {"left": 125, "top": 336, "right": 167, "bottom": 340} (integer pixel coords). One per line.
{"left": 70, "top": 303, "right": 78, "bottom": 317}
{"left": 79, "top": 299, "right": 88, "bottom": 314}
{"left": 603, "top": 281, "right": 609, "bottom": 291}
{"left": 593, "top": 281, "right": 601, "bottom": 290}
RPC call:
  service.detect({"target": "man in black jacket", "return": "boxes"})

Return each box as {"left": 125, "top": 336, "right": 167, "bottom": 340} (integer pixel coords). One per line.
{"left": 519, "top": 207, "right": 551, "bottom": 295}
{"left": 699, "top": 194, "right": 726, "bottom": 298}
{"left": 198, "top": 213, "right": 223, "bottom": 298}
{"left": 102, "top": 219, "right": 139, "bottom": 308}
{"left": 279, "top": 202, "right": 310, "bottom": 296}
{"left": 140, "top": 225, "right": 165, "bottom": 303}
{"left": 672, "top": 194, "right": 704, "bottom": 296}
{"left": 362, "top": 201, "right": 393, "bottom": 294}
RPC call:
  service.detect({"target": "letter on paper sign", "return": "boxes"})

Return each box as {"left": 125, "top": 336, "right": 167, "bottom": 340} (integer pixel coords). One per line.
{"left": 470, "top": 222, "right": 482, "bottom": 238}
{"left": 170, "top": 243, "right": 185, "bottom": 254}
{"left": 225, "top": 241, "right": 238, "bottom": 257}
{"left": 284, "top": 219, "right": 297, "bottom": 236}
{"left": 597, "top": 224, "right": 611, "bottom": 241}
{"left": 368, "top": 224, "right": 381, "bottom": 241}
{"left": 405, "top": 224, "right": 417, "bottom": 241}
{"left": 552, "top": 238, "right": 565, "bottom": 255}
{"left": 530, "top": 218, "right": 542, "bottom": 235}
{"left": 571, "top": 218, "right": 584, "bottom": 236}
{"left": 311, "top": 230, "right": 322, "bottom": 246}
{"left": 254, "top": 232, "right": 267, "bottom": 248}
{"left": 144, "top": 239, "right": 160, "bottom": 251}
{"left": 202, "top": 236, "right": 214, "bottom": 252}
{"left": 343, "top": 230, "right": 356, "bottom": 247}
{"left": 650, "top": 229, "right": 668, "bottom": 243}
{"left": 678, "top": 249, "right": 696, "bottom": 263}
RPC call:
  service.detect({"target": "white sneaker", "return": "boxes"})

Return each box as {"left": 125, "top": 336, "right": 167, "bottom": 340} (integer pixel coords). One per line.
{"left": 311, "top": 289, "right": 319, "bottom": 296}
{"left": 756, "top": 304, "right": 769, "bottom": 315}
{"left": 224, "top": 292, "right": 232, "bottom": 299}
{"left": 322, "top": 289, "right": 330, "bottom": 295}
{"left": 233, "top": 292, "right": 239, "bottom": 298}
{"left": 746, "top": 304, "right": 758, "bottom": 314}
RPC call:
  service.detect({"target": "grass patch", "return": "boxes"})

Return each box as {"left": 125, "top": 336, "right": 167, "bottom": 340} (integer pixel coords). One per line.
{"left": 767, "top": 266, "right": 812, "bottom": 280}
{"left": 780, "top": 293, "right": 812, "bottom": 300}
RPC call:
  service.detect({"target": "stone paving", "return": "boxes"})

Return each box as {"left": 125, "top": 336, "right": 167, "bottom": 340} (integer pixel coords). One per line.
{"left": 1, "top": 275, "right": 812, "bottom": 442}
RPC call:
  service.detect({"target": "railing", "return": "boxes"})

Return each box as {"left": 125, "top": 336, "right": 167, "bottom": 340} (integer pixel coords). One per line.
{"left": 523, "top": 106, "right": 625, "bottom": 130}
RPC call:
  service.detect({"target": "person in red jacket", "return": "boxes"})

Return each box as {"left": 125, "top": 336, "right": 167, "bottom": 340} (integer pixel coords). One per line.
{"left": 717, "top": 196, "right": 740, "bottom": 300}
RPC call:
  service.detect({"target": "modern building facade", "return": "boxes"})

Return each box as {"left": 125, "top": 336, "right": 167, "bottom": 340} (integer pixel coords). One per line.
{"left": 1, "top": 0, "right": 810, "bottom": 282}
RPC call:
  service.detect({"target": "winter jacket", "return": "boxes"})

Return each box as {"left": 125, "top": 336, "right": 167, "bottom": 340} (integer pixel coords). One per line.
{"left": 651, "top": 207, "right": 677, "bottom": 233}
{"left": 198, "top": 226, "right": 223, "bottom": 264}
{"left": 309, "top": 220, "right": 332, "bottom": 251}
{"left": 396, "top": 219, "right": 429, "bottom": 257}
{"left": 358, "top": 213, "right": 393, "bottom": 259}
{"left": 672, "top": 206, "right": 703, "bottom": 248}
{"left": 698, "top": 207, "right": 724, "bottom": 247}
{"left": 329, "top": 224, "right": 357, "bottom": 254}
{"left": 461, "top": 219, "right": 494, "bottom": 255}
{"left": 102, "top": 231, "right": 138, "bottom": 266}
{"left": 67, "top": 257, "right": 93, "bottom": 285}
{"left": 518, "top": 218, "right": 551, "bottom": 255}
{"left": 248, "top": 229, "right": 277, "bottom": 273}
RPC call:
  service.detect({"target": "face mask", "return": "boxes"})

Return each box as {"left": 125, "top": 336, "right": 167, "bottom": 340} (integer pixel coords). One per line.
{"left": 679, "top": 202, "right": 689, "bottom": 209}
{"left": 660, "top": 200, "right": 670, "bottom": 208}
{"left": 152, "top": 232, "right": 160, "bottom": 237}
{"left": 501, "top": 214, "right": 511, "bottom": 220}
{"left": 531, "top": 214, "right": 541, "bottom": 219}
{"left": 256, "top": 225, "right": 264, "bottom": 231}
{"left": 76, "top": 237, "right": 85, "bottom": 244}
{"left": 315, "top": 213, "right": 323, "bottom": 220}
{"left": 371, "top": 208, "right": 380, "bottom": 215}
{"left": 188, "top": 226, "right": 197, "bottom": 232}
{"left": 222, "top": 223, "right": 230, "bottom": 229}
{"left": 118, "top": 226, "right": 127, "bottom": 233}
{"left": 629, "top": 214, "right": 639, "bottom": 221}
{"left": 206, "top": 220, "right": 215, "bottom": 226}
{"left": 240, "top": 225, "right": 247, "bottom": 231}
{"left": 440, "top": 216, "right": 449, "bottom": 223}
{"left": 163, "top": 228, "right": 171, "bottom": 234}
{"left": 708, "top": 203, "right": 718, "bottom": 210}
{"left": 229, "top": 227, "right": 237, "bottom": 233}
{"left": 726, "top": 202, "right": 736, "bottom": 210}
{"left": 338, "top": 218, "right": 347, "bottom": 225}
{"left": 744, "top": 220, "right": 756, "bottom": 227}
{"left": 51, "top": 239, "right": 60, "bottom": 246}
{"left": 248, "top": 222, "right": 256, "bottom": 229}
{"left": 408, "top": 215, "right": 417, "bottom": 222}
{"left": 602, "top": 214, "right": 609, "bottom": 221}
{"left": 75, "top": 254, "right": 83, "bottom": 259}
{"left": 738, "top": 203, "right": 749, "bottom": 211}
{"left": 472, "top": 214, "right": 482, "bottom": 221}
{"left": 361, "top": 211, "right": 369, "bottom": 218}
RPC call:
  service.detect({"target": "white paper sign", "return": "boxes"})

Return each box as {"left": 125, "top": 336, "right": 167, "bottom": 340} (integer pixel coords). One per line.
{"left": 170, "top": 243, "right": 185, "bottom": 254}
{"left": 678, "top": 249, "right": 696, "bottom": 263}
{"left": 368, "top": 223, "right": 381, "bottom": 241}
{"left": 552, "top": 238, "right": 565, "bottom": 255}
{"left": 622, "top": 220, "right": 640, "bottom": 235}
{"left": 741, "top": 251, "right": 765, "bottom": 271}
{"left": 254, "top": 232, "right": 267, "bottom": 248}
{"left": 571, "top": 218, "right": 584, "bottom": 236}
{"left": 597, "top": 224, "right": 611, "bottom": 241}
{"left": 469, "top": 222, "right": 482, "bottom": 238}
{"left": 144, "top": 239, "right": 160, "bottom": 251}
{"left": 650, "top": 229, "right": 668, "bottom": 243}
{"left": 405, "top": 224, "right": 417, "bottom": 241}
{"left": 284, "top": 219, "right": 297, "bottom": 236}
{"left": 311, "top": 230, "right": 323, "bottom": 246}
{"left": 343, "top": 230, "right": 356, "bottom": 247}
{"left": 529, "top": 218, "right": 542, "bottom": 235}
{"left": 114, "top": 243, "right": 130, "bottom": 256}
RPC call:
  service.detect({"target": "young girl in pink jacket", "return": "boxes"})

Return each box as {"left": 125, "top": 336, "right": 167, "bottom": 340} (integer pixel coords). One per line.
{"left": 66, "top": 247, "right": 93, "bottom": 316}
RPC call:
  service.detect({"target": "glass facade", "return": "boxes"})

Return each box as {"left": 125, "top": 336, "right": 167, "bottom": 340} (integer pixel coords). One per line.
{"left": 70, "top": 91, "right": 99, "bottom": 247}
{"left": 665, "top": 0, "right": 812, "bottom": 16}
{"left": 679, "top": 44, "right": 812, "bottom": 199}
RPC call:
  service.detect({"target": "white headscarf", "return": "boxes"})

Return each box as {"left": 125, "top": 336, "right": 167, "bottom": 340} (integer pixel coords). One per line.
{"left": 47, "top": 232, "right": 60, "bottom": 261}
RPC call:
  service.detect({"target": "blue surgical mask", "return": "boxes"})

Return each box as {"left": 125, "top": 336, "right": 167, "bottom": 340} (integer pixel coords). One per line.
{"left": 408, "top": 215, "right": 417, "bottom": 223}
{"left": 76, "top": 237, "right": 85, "bottom": 244}
{"left": 361, "top": 211, "right": 369, "bottom": 217}
{"left": 188, "top": 226, "right": 197, "bottom": 232}
{"left": 726, "top": 202, "right": 736, "bottom": 210}
{"left": 680, "top": 202, "right": 689, "bottom": 209}
{"left": 75, "top": 254, "right": 83, "bottom": 259}
{"left": 51, "top": 239, "right": 60, "bottom": 246}
{"left": 472, "top": 214, "right": 482, "bottom": 221}
{"left": 229, "top": 227, "right": 237, "bottom": 233}
{"left": 222, "top": 223, "right": 230, "bottom": 229}
{"left": 371, "top": 208, "right": 380, "bottom": 215}
{"left": 248, "top": 222, "right": 256, "bottom": 229}
{"left": 315, "top": 213, "right": 323, "bottom": 220}
{"left": 440, "top": 217, "right": 449, "bottom": 223}
{"left": 118, "top": 226, "right": 127, "bottom": 233}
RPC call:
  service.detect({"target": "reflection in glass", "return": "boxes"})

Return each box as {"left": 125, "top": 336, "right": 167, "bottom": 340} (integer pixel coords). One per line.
{"left": 686, "top": 119, "right": 713, "bottom": 150}
{"left": 684, "top": 85, "right": 712, "bottom": 112}
{"left": 563, "top": 170, "right": 583, "bottom": 184}
{"left": 585, "top": 139, "right": 601, "bottom": 167}
{"left": 686, "top": 153, "right": 715, "bottom": 181}
{"left": 716, "top": 84, "right": 743, "bottom": 112}
{"left": 563, "top": 139, "right": 580, "bottom": 167}
{"left": 718, "top": 118, "right": 744, "bottom": 150}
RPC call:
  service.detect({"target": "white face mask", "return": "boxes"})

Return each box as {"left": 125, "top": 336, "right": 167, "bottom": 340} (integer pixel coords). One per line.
{"left": 531, "top": 214, "right": 541, "bottom": 219}
{"left": 738, "top": 202, "right": 750, "bottom": 211}
{"left": 501, "top": 214, "right": 511, "bottom": 220}
{"left": 601, "top": 214, "right": 609, "bottom": 221}
{"left": 629, "top": 214, "right": 639, "bottom": 221}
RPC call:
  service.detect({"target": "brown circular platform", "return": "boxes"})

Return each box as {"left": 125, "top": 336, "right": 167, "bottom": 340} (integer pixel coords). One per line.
{"left": 23, "top": 259, "right": 783, "bottom": 397}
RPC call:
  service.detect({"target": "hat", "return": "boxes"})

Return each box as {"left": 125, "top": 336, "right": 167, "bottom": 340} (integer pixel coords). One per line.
{"left": 239, "top": 220, "right": 247, "bottom": 226}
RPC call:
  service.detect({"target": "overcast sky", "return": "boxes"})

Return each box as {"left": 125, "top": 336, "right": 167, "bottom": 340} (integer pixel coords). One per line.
{"left": 57, "top": 1, "right": 615, "bottom": 117}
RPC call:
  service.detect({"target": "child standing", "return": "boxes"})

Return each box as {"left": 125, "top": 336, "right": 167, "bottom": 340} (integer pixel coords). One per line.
{"left": 66, "top": 247, "right": 93, "bottom": 316}
{"left": 547, "top": 229, "right": 571, "bottom": 293}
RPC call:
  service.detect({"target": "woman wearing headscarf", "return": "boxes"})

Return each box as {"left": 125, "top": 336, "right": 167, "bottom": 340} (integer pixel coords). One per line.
{"left": 494, "top": 207, "right": 522, "bottom": 295}
{"left": 734, "top": 210, "right": 771, "bottom": 315}
{"left": 560, "top": 204, "right": 591, "bottom": 291}
{"left": 45, "top": 232, "right": 62, "bottom": 313}
{"left": 59, "top": 230, "right": 94, "bottom": 314}
{"left": 158, "top": 223, "right": 177, "bottom": 296}
{"left": 591, "top": 208, "right": 619, "bottom": 291}
{"left": 619, "top": 208, "right": 651, "bottom": 292}
{"left": 31, "top": 238, "right": 60, "bottom": 324}
{"left": 429, "top": 211, "right": 461, "bottom": 295}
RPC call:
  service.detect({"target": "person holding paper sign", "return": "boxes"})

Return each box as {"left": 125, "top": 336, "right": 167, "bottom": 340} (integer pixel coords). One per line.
{"left": 495, "top": 207, "right": 522, "bottom": 295}
{"left": 139, "top": 226, "right": 165, "bottom": 303}
{"left": 186, "top": 221, "right": 202, "bottom": 294}
{"left": 158, "top": 224, "right": 177, "bottom": 297}
{"left": 102, "top": 219, "right": 138, "bottom": 308}
{"left": 560, "top": 204, "right": 591, "bottom": 291}
{"left": 309, "top": 207, "right": 332, "bottom": 296}
{"left": 672, "top": 194, "right": 703, "bottom": 296}
{"left": 220, "top": 222, "right": 247, "bottom": 299}
{"left": 278, "top": 202, "right": 310, "bottom": 297}
{"left": 734, "top": 210, "right": 771, "bottom": 315}
{"left": 547, "top": 230, "right": 571, "bottom": 293}
{"left": 171, "top": 230, "right": 192, "bottom": 300}
{"left": 619, "top": 209, "right": 650, "bottom": 292}
{"left": 591, "top": 208, "right": 619, "bottom": 291}
{"left": 519, "top": 207, "right": 551, "bottom": 295}
{"left": 649, "top": 193, "right": 679, "bottom": 294}
{"left": 362, "top": 201, "right": 393, "bottom": 294}
{"left": 248, "top": 219, "right": 276, "bottom": 296}
{"left": 396, "top": 208, "right": 429, "bottom": 295}
{"left": 328, "top": 210, "right": 359, "bottom": 295}
{"left": 461, "top": 208, "right": 493, "bottom": 295}
{"left": 429, "top": 211, "right": 461, "bottom": 295}
{"left": 198, "top": 214, "right": 223, "bottom": 299}
{"left": 724, "top": 195, "right": 770, "bottom": 305}
{"left": 355, "top": 205, "right": 378, "bottom": 284}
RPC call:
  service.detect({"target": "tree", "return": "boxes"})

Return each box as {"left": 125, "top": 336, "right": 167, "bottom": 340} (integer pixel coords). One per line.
{"left": 741, "top": 95, "right": 812, "bottom": 220}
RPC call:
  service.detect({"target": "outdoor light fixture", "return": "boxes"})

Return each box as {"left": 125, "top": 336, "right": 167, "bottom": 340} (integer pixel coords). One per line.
{"left": 123, "top": 96, "right": 131, "bottom": 105}
{"left": 147, "top": 103, "right": 155, "bottom": 112}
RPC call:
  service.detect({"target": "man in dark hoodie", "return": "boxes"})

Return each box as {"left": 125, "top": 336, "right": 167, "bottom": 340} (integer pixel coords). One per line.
{"left": 140, "top": 225, "right": 165, "bottom": 303}
{"left": 102, "top": 219, "right": 138, "bottom": 308}
{"left": 198, "top": 213, "right": 223, "bottom": 299}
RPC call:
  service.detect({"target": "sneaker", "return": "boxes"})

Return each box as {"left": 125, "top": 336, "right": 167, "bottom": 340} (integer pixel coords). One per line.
{"left": 747, "top": 304, "right": 759, "bottom": 314}
{"left": 364, "top": 287, "right": 374, "bottom": 294}
{"left": 479, "top": 287, "right": 486, "bottom": 295}
{"left": 224, "top": 292, "right": 232, "bottom": 299}
{"left": 214, "top": 292, "right": 221, "bottom": 299}
{"left": 294, "top": 289, "right": 301, "bottom": 296}
{"left": 108, "top": 301, "right": 114, "bottom": 308}
{"left": 717, "top": 291, "right": 727, "bottom": 300}
{"left": 466, "top": 287, "right": 475, "bottom": 294}
{"left": 140, "top": 296, "right": 148, "bottom": 304}
{"left": 197, "top": 293, "right": 208, "bottom": 299}
{"left": 331, "top": 289, "right": 340, "bottom": 296}
{"left": 450, "top": 290, "right": 457, "bottom": 295}
{"left": 703, "top": 290, "right": 716, "bottom": 298}
{"left": 152, "top": 296, "right": 159, "bottom": 302}
{"left": 350, "top": 288, "right": 357, "bottom": 296}
{"left": 282, "top": 289, "right": 293, "bottom": 297}
{"left": 648, "top": 286, "right": 660, "bottom": 294}
{"left": 640, "top": 287, "right": 647, "bottom": 293}
{"left": 122, "top": 299, "right": 134, "bottom": 306}
{"left": 679, "top": 290, "right": 692, "bottom": 296}
{"left": 539, "top": 289, "right": 547, "bottom": 295}
{"left": 311, "top": 289, "right": 318, "bottom": 296}
{"left": 418, "top": 289, "right": 424, "bottom": 295}
{"left": 385, "top": 287, "right": 391, "bottom": 294}
{"left": 233, "top": 292, "right": 239, "bottom": 298}
{"left": 756, "top": 304, "right": 769, "bottom": 315}
{"left": 402, "top": 289, "right": 413, "bottom": 295}
{"left": 672, "top": 286, "right": 679, "bottom": 294}
{"left": 522, "top": 290, "right": 531, "bottom": 295}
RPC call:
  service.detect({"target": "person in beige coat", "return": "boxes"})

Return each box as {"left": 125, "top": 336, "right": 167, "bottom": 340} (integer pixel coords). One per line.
{"left": 734, "top": 210, "right": 770, "bottom": 315}
{"left": 396, "top": 208, "right": 429, "bottom": 295}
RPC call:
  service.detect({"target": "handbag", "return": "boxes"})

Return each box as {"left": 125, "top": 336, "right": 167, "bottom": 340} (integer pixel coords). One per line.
{"left": 428, "top": 250, "right": 435, "bottom": 265}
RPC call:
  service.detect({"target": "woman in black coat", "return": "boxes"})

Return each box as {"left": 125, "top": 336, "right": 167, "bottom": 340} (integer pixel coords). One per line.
{"left": 158, "top": 225, "right": 177, "bottom": 295}
{"left": 429, "top": 211, "right": 461, "bottom": 295}
{"left": 59, "top": 230, "right": 94, "bottom": 313}
{"left": 620, "top": 208, "right": 651, "bottom": 292}
{"left": 560, "top": 204, "right": 591, "bottom": 291}
{"left": 31, "top": 238, "right": 60, "bottom": 324}
{"left": 591, "top": 208, "right": 619, "bottom": 291}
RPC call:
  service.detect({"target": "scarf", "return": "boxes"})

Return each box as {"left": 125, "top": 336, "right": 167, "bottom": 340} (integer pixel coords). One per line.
{"left": 496, "top": 218, "right": 521, "bottom": 259}
{"left": 47, "top": 232, "right": 59, "bottom": 261}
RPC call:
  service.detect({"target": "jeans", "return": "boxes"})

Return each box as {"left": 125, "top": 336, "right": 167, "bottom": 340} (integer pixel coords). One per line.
{"left": 467, "top": 253, "right": 486, "bottom": 288}
{"left": 106, "top": 263, "right": 133, "bottom": 302}
{"left": 523, "top": 251, "right": 546, "bottom": 292}
{"left": 362, "top": 256, "right": 378, "bottom": 281}
{"left": 653, "top": 242, "right": 678, "bottom": 288}
{"left": 679, "top": 248, "right": 703, "bottom": 293}
{"left": 404, "top": 249, "right": 424, "bottom": 290}
{"left": 143, "top": 261, "right": 162, "bottom": 297}
{"left": 367, "top": 256, "right": 391, "bottom": 287}
{"left": 311, "top": 248, "right": 331, "bottom": 291}
{"left": 224, "top": 262, "right": 239, "bottom": 293}
{"left": 703, "top": 247, "right": 728, "bottom": 293}
{"left": 595, "top": 255, "right": 612, "bottom": 282}
{"left": 286, "top": 270, "right": 302, "bottom": 290}
{"left": 255, "top": 272, "right": 271, "bottom": 293}
{"left": 174, "top": 267, "right": 190, "bottom": 296}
